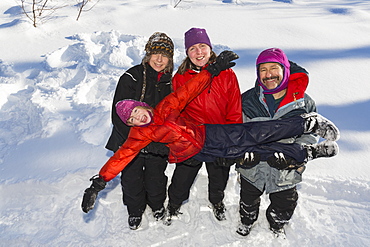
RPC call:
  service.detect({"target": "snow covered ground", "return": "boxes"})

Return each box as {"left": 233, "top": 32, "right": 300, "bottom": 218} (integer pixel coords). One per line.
{"left": 1, "top": 0, "right": 370, "bottom": 246}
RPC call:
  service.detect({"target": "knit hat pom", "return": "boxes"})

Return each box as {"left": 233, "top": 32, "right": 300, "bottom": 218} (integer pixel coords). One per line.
{"left": 184, "top": 27, "right": 212, "bottom": 52}
{"left": 145, "top": 32, "right": 174, "bottom": 57}
{"left": 116, "top": 99, "right": 150, "bottom": 125}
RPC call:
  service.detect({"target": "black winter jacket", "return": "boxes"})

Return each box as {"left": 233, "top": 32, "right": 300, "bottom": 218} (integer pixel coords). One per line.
{"left": 105, "top": 63, "right": 172, "bottom": 152}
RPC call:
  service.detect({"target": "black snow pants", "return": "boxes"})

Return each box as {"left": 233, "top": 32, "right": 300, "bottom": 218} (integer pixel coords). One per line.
{"left": 120, "top": 153, "right": 168, "bottom": 216}
{"left": 239, "top": 177, "right": 298, "bottom": 229}
{"left": 168, "top": 160, "right": 230, "bottom": 206}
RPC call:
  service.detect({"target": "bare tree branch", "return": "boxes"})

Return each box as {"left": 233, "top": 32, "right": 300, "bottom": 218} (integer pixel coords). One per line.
{"left": 19, "top": 0, "right": 67, "bottom": 27}
{"left": 76, "top": 0, "right": 100, "bottom": 21}
{"left": 174, "top": 0, "right": 183, "bottom": 8}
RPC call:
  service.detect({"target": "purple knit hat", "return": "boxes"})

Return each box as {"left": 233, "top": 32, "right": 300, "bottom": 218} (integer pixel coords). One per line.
{"left": 184, "top": 28, "right": 212, "bottom": 53}
{"left": 116, "top": 99, "right": 150, "bottom": 125}
{"left": 256, "top": 48, "right": 290, "bottom": 94}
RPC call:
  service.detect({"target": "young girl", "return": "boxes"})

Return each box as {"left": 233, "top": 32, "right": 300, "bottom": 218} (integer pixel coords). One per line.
{"left": 81, "top": 51, "right": 339, "bottom": 217}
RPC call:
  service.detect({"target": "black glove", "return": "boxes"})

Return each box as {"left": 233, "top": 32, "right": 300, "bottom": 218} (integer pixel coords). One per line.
{"left": 81, "top": 175, "right": 106, "bottom": 213}
{"left": 236, "top": 152, "right": 261, "bottom": 169}
{"left": 267, "top": 152, "right": 300, "bottom": 170}
{"left": 141, "top": 142, "right": 169, "bottom": 157}
{"left": 205, "top": 50, "right": 239, "bottom": 77}
{"left": 214, "top": 157, "right": 237, "bottom": 167}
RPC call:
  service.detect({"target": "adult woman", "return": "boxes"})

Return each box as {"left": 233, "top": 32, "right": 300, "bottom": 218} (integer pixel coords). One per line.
{"left": 166, "top": 27, "right": 243, "bottom": 223}
{"left": 104, "top": 32, "right": 174, "bottom": 230}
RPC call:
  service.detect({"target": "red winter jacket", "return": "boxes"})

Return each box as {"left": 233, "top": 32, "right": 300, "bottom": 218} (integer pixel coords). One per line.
{"left": 172, "top": 68, "right": 242, "bottom": 125}
{"left": 99, "top": 70, "right": 214, "bottom": 182}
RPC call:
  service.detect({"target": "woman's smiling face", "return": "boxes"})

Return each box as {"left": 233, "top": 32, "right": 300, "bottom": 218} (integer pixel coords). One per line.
{"left": 148, "top": 53, "right": 169, "bottom": 72}
{"left": 187, "top": 43, "right": 211, "bottom": 68}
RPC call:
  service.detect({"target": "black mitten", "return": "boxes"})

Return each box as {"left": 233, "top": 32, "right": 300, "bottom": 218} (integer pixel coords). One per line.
{"left": 236, "top": 152, "right": 261, "bottom": 169}
{"left": 205, "top": 50, "right": 239, "bottom": 77}
{"left": 141, "top": 142, "right": 169, "bottom": 157}
{"left": 267, "top": 153, "right": 299, "bottom": 170}
{"left": 81, "top": 175, "right": 106, "bottom": 213}
{"left": 214, "top": 157, "right": 236, "bottom": 167}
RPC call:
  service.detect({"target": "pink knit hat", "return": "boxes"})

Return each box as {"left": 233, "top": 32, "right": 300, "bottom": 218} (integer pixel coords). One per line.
{"left": 116, "top": 99, "right": 150, "bottom": 125}
{"left": 185, "top": 27, "right": 212, "bottom": 53}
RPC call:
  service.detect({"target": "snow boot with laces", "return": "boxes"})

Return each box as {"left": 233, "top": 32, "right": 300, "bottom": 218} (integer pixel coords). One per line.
{"left": 306, "top": 140, "right": 339, "bottom": 161}
{"left": 302, "top": 112, "right": 340, "bottom": 141}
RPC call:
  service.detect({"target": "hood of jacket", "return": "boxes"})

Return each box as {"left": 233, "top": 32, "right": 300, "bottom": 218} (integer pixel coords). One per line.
{"left": 256, "top": 48, "right": 291, "bottom": 95}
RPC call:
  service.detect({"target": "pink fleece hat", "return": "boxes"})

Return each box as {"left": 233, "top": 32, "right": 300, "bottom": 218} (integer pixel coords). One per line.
{"left": 185, "top": 27, "right": 212, "bottom": 53}
{"left": 116, "top": 99, "right": 150, "bottom": 125}
{"left": 256, "top": 48, "right": 291, "bottom": 94}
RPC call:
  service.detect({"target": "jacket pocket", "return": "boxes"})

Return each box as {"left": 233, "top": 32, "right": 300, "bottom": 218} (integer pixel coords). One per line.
{"left": 237, "top": 165, "right": 260, "bottom": 183}
{"left": 275, "top": 169, "right": 303, "bottom": 187}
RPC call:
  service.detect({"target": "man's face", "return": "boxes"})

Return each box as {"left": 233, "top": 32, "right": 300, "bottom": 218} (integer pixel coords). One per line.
{"left": 258, "top": 62, "right": 284, "bottom": 90}
{"left": 126, "top": 106, "right": 152, "bottom": 126}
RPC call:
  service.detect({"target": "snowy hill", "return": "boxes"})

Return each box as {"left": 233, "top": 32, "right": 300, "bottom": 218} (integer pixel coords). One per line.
{"left": 1, "top": 0, "right": 370, "bottom": 246}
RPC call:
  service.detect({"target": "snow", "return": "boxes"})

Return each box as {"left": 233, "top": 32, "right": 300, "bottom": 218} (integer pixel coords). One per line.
{"left": 1, "top": 0, "right": 370, "bottom": 246}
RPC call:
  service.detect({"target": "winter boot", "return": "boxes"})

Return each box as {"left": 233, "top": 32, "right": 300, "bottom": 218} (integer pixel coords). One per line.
{"left": 128, "top": 215, "right": 142, "bottom": 230}
{"left": 163, "top": 203, "right": 181, "bottom": 226}
{"left": 302, "top": 112, "right": 340, "bottom": 141}
{"left": 153, "top": 206, "right": 165, "bottom": 221}
{"left": 306, "top": 140, "right": 339, "bottom": 161}
{"left": 236, "top": 223, "right": 252, "bottom": 236}
{"left": 237, "top": 200, "right": 259, "bottom": 236}
{"left": 270, "top": 226, "right": 286, "bottom": 239}
{"left": 211, "top": 201, "right": 226, "bottom": 221}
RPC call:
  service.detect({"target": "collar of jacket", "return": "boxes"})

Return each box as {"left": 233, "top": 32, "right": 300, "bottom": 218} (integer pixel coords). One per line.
{"left": 187, "top": 62, "right": 210, "bottom": 74}
{"left": 144, "top": 63, "right": 171, "bottom": 83}
{"left": 279, "top": 72, "right": 308, "bottom": 107}
{"left": 257, "top": 72, "right": 309, "bottom": 110}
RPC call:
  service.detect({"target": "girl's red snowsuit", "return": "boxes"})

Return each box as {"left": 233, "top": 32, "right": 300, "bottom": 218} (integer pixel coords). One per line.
{"left": 99, "top": 70, "right": 214, "bottom": 182}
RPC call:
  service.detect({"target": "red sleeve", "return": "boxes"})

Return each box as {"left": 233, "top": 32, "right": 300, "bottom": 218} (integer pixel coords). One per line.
{"left": 156, "top": 70, "right": 212, "bottom": 117}
{"left": 99, "top": 128, "right": 152, "bottom": 182}
{"left": 225, "top": 69, "right": 243, "bottom": 124}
